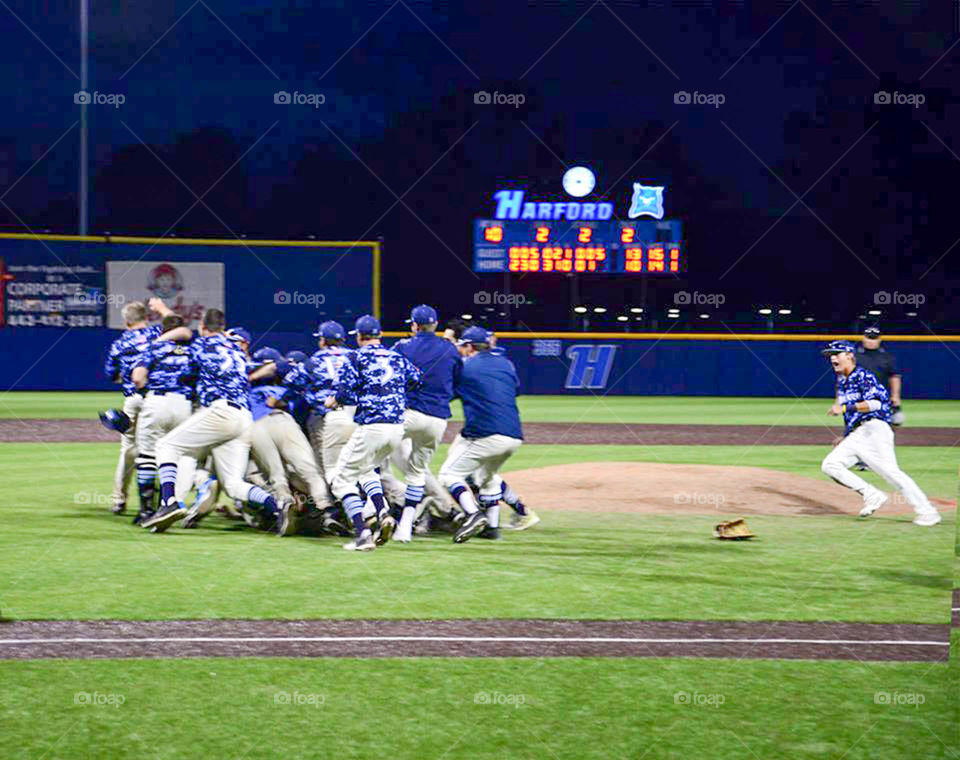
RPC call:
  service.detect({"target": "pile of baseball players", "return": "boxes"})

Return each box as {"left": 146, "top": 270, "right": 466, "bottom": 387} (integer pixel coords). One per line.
{"left": 100, "top": 299, "right": 540, "bottom": 551}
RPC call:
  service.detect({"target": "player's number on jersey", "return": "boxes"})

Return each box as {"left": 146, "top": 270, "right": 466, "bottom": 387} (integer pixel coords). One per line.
{"left": 370, "top": 356, "right": 395, "bottom": 384}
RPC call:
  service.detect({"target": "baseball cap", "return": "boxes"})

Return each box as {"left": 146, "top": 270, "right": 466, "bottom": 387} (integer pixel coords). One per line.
{"left": 252, "top": 347, "right": 283, "bottom": 365}
{"left": 821, "top": 340, "right": 856, "bottom": 355}
{"left": 457, "top": 325, "right": 490, "bottom": 346}
{"left": 863, "top": 326, "right": 881, "bottom": 338}
{"left": 409, "top": 304, "right": 438, "bottom": 325}
{"left": 286, "top": 350, "right": 307, "bottom": 364}
{"left": 312, "top": 320, "right": 346, "bottom": 340}
{"left": 225, "top": 327, "right": 251, "bottom": 345}
{"left": 98, "top": 408, "right": 132, "bottom": 434}
{"left": 350, "top": 314, "right": 382, "bottom": 336}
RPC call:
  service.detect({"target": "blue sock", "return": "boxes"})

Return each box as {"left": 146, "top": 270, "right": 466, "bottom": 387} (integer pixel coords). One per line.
{"left": 342, "top": 493, "right": 366, "bottom": 536}
{"left": 501, "top": 481, "right": 526, "bottom": 515}
{"left": 449, "top": 483, "right": 477, "bottom": 515}
{"left": 137, "top": 457, "right": 157, "bottom": 510}
{"left": 404, "top": 484, "right": 425, "bottom": 509}
{"left": 157, "top": 463, "right": 177, "bottom": 507}
{"left": 361, "top": 478, "right": 386, "bottom": 517}
{"left": 247, "top": 486, "right": 278, "bottom": 515}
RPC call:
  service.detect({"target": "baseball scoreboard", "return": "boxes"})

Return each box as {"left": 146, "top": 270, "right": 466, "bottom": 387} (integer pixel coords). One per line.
{"left": 473, "top": 219, "right": 684, "bottom": 274}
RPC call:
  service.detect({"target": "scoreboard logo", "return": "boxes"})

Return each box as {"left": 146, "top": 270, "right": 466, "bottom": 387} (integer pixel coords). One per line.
{"left": 628, "top": 184, "right": 665, "bottom": 219}
{"left": 493, "top": 190, "right": 613, "bottom": 221}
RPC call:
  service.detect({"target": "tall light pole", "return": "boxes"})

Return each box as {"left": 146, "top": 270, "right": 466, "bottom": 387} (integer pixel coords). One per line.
{"left": 79, "top": 0, "right": 89, "bottom": 235}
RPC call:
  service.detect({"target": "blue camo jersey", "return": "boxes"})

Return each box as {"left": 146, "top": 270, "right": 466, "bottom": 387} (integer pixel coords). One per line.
{"left": 836, "top": 365, "right": 892, "bottom": 435}
{"left": 335, "top": 344, "right": 421, "bottom": 425}
{"left": 134, "top": 339, "right": 198, "bottom": 399}
{"left": 393, "top": 332, "right": 461, "bottom": 419}
{"left": 190, "top": 334, "right": 251, "bottom": 409}
{"left": 281, "top": 347, "right": 355, "bottom": 416}
{"left": 104, "top": 324, "right": 163, "bottom": 396}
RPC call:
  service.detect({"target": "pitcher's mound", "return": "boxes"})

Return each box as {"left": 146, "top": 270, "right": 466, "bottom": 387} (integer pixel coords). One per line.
{"left": 505, "top": 462, "right": 954, "bottom": 517}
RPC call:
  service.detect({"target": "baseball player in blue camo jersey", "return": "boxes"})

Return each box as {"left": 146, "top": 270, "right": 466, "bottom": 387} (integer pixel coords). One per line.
{"left": 439, "top": 326, "right": 524, "bottom": 543}
{"left": 101, "top": 298, "right": 173, "bottom": 514}
{"left": 143, "top": 309, "right": 285, "bottom": 533}
{"left": 129, "top": 313, "right": 198, "bottom": 524}
{"left": 281, "top": 321, "right": 357, "bottom": 486}
{"left": 390, "top": 304, "right": 462, "bottom": 543}
{"left": 325, "top": 315, "right": 422, "bottom": 551}
{"left": 819, "top": 340, "right": 940, "bottom": 526}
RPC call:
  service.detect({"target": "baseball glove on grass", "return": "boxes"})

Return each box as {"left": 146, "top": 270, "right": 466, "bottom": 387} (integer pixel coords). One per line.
{"left": 714, "top": 518, "right": 755, "bottom": 540}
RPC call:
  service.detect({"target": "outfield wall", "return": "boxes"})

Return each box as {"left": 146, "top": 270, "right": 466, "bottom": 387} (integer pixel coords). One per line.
{"left": 2, "top": 329, "right": 958, "bottom": 399}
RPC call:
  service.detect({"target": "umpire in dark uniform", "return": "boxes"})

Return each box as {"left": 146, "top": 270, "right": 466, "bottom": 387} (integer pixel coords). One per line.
{"left": 856, "top": 326, "right": 904, "bottom": 425}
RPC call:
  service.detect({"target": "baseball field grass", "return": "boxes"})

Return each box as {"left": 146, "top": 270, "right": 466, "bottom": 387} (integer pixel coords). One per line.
{"left": 2, "top": 391, "right": 957, "bottom": 426}
{"left": 0, "top": 657, "right": 953, "bottom": 760}
{"left": 0, "top": 393, "right": 955, "bottom": 759}
{"left": 0, "top": 442, "right": 953, "bottom": 622}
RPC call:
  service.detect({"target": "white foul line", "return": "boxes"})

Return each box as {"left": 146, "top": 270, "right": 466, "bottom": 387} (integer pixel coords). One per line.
{"left": 0, "top": 636, "right": 947, "bottom": 646}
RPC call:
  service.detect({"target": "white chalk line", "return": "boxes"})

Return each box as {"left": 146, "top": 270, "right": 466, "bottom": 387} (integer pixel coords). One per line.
{"left": 0, "top": 636, "right": 947, "bottom": 646}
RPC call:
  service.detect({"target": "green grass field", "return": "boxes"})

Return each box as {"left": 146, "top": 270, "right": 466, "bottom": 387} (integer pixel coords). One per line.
{"left": 2, "top": 391, "right": 957, "bottom": 427}
{"left": 0, "top": 394, "right": 955, "bottom": 758}
{"left": 0, "top": 658, "right": 952, "bottom": 760}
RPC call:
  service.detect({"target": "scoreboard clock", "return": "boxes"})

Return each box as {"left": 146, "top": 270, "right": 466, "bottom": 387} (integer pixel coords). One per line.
{"left": 473, "top": 219, "right": 684, "bottom": 274}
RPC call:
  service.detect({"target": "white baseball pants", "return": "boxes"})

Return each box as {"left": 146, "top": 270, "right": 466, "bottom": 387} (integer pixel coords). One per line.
{"left": 821, "top": 419, "right": 937, "bottom": 517}
{"left": 252, "top": 410, "right": 333, "bottom": 508}
{"left": 111, "top": 394, "right": 143, "bottom": 507}
{"left": 156, "top": 400, "right": 256, "bottom": 502}
{"left": 307, "top": 406, "right": 357, "bottom": 486}
{"left": 439, "top": 434, "right": 523, "bottom": 498}
{"left": 331, "top": 423, "right": 404, "bottom": 501}
{"left": 401, "top": 409, "right": 447, "bottom": 487}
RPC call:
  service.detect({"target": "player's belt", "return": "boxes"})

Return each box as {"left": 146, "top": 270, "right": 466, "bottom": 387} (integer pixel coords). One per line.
{"left": 226, "top": 401, "right": 243, "bottom": 410}
{"left": 148, "top": 390, "right": 187, "bottom": 397}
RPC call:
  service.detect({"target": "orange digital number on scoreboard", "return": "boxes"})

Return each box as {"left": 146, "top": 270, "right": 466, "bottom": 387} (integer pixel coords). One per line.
{"left": 483, "top": 226, "right": 503, "bottom": 242}
{"left": 535, "top": 226, "right": 550, "bottom": 243}
{"left": 578, "top": 227, "right": 592, "bottom": 243}
{"left": 620, "top": 227, "right": 635, "bottom": 243}
{"left": 624, "top": 246, "right": 643, "bottom": 272}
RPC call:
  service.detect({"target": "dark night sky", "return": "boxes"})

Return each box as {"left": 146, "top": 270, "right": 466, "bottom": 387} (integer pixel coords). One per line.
{"left": 1, "top": 1, "right": 957, "bottom": 331}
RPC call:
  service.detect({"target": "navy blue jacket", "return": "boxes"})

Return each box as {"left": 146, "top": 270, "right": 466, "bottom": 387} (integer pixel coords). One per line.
{"left": 456, "top": 350, "right": 522, "bottom": 440}
{"left": 393, "top": 332, "right": 462, "bottom": 419}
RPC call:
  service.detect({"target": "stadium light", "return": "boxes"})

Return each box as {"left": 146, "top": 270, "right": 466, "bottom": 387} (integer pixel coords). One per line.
{"left": 461, "top": 313, "right": 473, "bottom": 320}
{"left": 629, "top": 307, "right": 644, "bottom": 313}
{"left": 667, "top": 312, "right": 679, "bottom": 318}
{"left": 699, "top": 313, "right": 710, "bottom": 319}
{"left": 906, "top": 311, "right": 918, "bottom": 317}
{"left": 803, "top": 317, "right": 815, "bottom": 322}
{"left": 593, "top": 307, "right": 607, "bottom": 314}
{"left": 867, "top": 309, "right": 881, "bottom": 316}
{"left": 573, "top": 306, "right": 588, "bottom": 314}
{"left": 777, "top": 309, "right": 791, "bottom": 315}
{"left": 757, "top": 308, "right": 772, "bottom": 315}
{"left": 616, "top": 315, "right": 628, "bottom": 322}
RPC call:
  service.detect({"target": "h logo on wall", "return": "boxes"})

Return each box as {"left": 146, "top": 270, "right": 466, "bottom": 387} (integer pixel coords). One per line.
{"left": 564, "top": 344, "right": 618, "bottom": 389}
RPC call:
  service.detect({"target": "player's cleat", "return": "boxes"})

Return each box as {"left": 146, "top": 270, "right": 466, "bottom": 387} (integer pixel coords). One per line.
{"left": 508, "top": 509, "right": 540, "bottom": 531}
{"left": 453, "top": 511, "right": 488, "bottom": 544}
{"left": 322, "top": 514, "right": 352, "bottom": 537}
{"left": 859, "top": 490, "right": 889, "bottom": 518}
{"left": 913, "top": 512, "right": 942, "bottom": 527}
{"left": 132, "top": 508, "right": 154, "bottom": 526}
{"left": 142, "top": 501, "right": 187, "bottom": 533}
{"left": 276, "top": 499, "right": 295, "bottom": 536}
{"left": 343, "top": 530, "right": 375, "bottom": 551}
{"left": 477, "top": 526, "right": 501, "bottom": 540}
{"left": 394, "top": 521, "right": 412, "bottom": 544}
{"left": 180, "top": 509, "right": 206, "bottom": 529}
{"left": 111, "top": 501, "right": 127, "bottom": 515}
{"left": 413, "top": 513, "right": 431, "bottom": 535}
{"left": 853, "top": 460, "right": 871, "bottom": 472}
{"left": 374, "top": 511, "right": 396, "bottom": 546}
